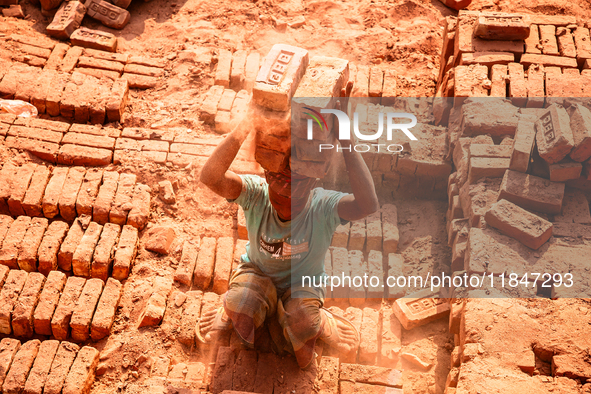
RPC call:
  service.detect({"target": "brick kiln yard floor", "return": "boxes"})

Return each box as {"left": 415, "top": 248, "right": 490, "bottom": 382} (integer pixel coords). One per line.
{"left": 2, "top": 0, "right": 591, "bottom": 394}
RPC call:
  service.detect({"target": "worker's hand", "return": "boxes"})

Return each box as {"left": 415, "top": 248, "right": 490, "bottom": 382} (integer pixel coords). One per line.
{"left": 333, "top": 80, "right": 354, "bottom": 145}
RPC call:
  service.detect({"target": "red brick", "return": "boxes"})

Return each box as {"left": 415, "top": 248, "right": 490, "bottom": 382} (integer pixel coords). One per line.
{"left": 33, "top": 271, "right": 67, "bottom": 335}
{"left": 331, "top": 247, "right": 350, "bottom": 299}
{"left": 177, "top": 290, "right": 202, "bottom": 346}
{"left": 126, "top": 183, "right": 150, "bottom": 230}
{"left": 105, "top": 78, "right": 128, "bottom": 122}
{"left": 253, "top": 352, "right": 277, "bottom": 394}
{"left": 174, "top": 239, "right": 199, "bottom": 286}
{"left": 0, "top": 162, "right": 19, "bottom": 214}
{"left": 192, "top": 236, "right": 216, "bottom": 289}
{"left": 3, "top": 339, "right": 41, "bottom": 393}
{"left": 525, "top": 64, "right": 545, "bottom": 108}
{"left": 42, "top": 167, "right": 69, "bottom": 219}
{"left": 474, "top": 13, "right": 530, "bottom": 40}
{"left": 213, "top": 237, "right": 234, "bottom": 295}
{"left": 351, "top": 65, "right": 369, "bottom": 97}
{"left": 59, "top": 71, "right": 86, "bottom": 119}
{"left": 348, "top": 250, "right": 366, "bottom": 305}
{"left": 75, "top": 66, "right": 119, "bottom": 82}
{"left": 0, "top": 216, "right": 13, "bottom": 250}
{"left": 330, "top": 222, "right": 349, "bottom": 248}
{"left": 508, "top": 62, "right": 527, "bottom": 106}
{"left": 524, "top": 24, "right": 541, "bottom": 54}
{"left": 368, "top": 67, "right": 383, "bottom": 97}
{"left": 51, "top": 276, "right": 86, "bottom": 340}
{"left": 30, "top": 69, "right": 58, "bottom": 114}
{"left": 460, "top": 52, "right": 514, "bottom": 67}
{"left": 509, "top": 119, "right": 536, "bottom": 173}
{"left": 485, "top": 199, "right": 553, "bottom": 250}
{"left": 93, "top": 171, "right": 119, "bottom": 225}
{"left": 454, "top": 65, "right": 488, "bottom": 104}
{"left": 359, "top": 307, "right": 379, "bottom": 364}
{"left": 340, "top": 363, "right": 402, "bottom": 388}
{"left": 90, "top": 223, "right": 120, "bottom": 281}
{"left": 123, "top": 63, "right": 163, "bottom": 77}
{"left": 23, "top": 339, "right": 59, "bottom": 394}
{"left": 57, "top": 218, "right": 85, "bottom": 271}
{"left": 232, "top": 349, "right": 257, "bottom": 392}
{"left": 0, "top": 270, "right": 28, "bottom": 334}
{"left": 62, "top": 346, "right": 99, "bottom": 394}
{"left": 381, "top": 69, "right": 397, "bottom": 104}
{"left": 120, "top": 73, "right": 158, "bottom": 89}
{"left": 244, "top": 51, "right": 260, "bottom": 93}
{"left": 75, "top": 169, "right": 104, "bottom": 217}
{"left": 11, "top": 272, "right": 45, "bottom": 338}
{"left": 547, "top": 159, "right": 582, "bottom": 182}
{"left": 73, "top": 222, "right": 103, "bottom": 277}
{"left": 89, "top": 278, "right": 121, "bottom": 341}
{"left": 0, "top": 216, "right": 31, "bottom": 269}
{"left": 0, "top": 338, "right": 21, "bottom": 388}
{"left": 210, "top": 346, "right": 235, "bottom": 394}
{"left": 70, "top": 27, "right": 117, "bottom": 52}
{"left": 70, "top": 278, "right": 103, "bottom": 341}
{"left": 0, "top": 62, "right": 28, "bottom": 99}
{"left": 568, "top": 103, "right": 591, "bottom": 162}
{"left": 214, "top": 49, "right": 232, "bottom": 88}
{"left": 199, "top": 85, "right": 225, "bottom": 124}
{"left": 108, "top": 173, "right": 136, "bottom": 225}
{"left": 44, "top": 342, "right": 80, "bottom": 394}
{"left": 46, "top": 72, "right": 70, "bottom": 117}
{"left": 59, "top": 166, "right": 86, "bottom": 222}
{"left": 38, "top": 221, "right": 69, "bottom": 275}
{"left": 574, "top": 27, "right": 591, "bottom": 62}
{"left": 17, "top": 217, "right": 48, "bottom": 272}
{"left": 535, "top": 105, "right": 575, "bottom": 164}
{"left": 46, "top": 43, "right": 70, "bottom": 70}
{"left": 86, "top": 0, "right": 130, "bottom": 29}
{"left": 499, "top": 170, "right": 565, "bottom": 214}
{"left": 21, "top": 165, "right": 50, "bottom": 218}
{"left": 539, "top": 25, "right": 559, "bottom": 55}
{"left": 8, "top": 125, "right": 63, "bottom": 144}
{"left": 230, "top": 50, "right": 247, "bottom": 91}
{"left": 46, "top": 1, "right": 85, "bottom": 39}
{"left": 386, "top": 254, "right": 404, "bottom": 298}
{"left": 111, "top": 225, "right": 137, "bottom": 281}
{"left": 392, "top": 288, "right": 450, "bottom": 330}
{"left": 468, "top": 157, "right": 510, "bottom": 183}
{"left": 520, "top": 53, "right": 578, "bottom": 68}
{"left": 14, "top": 66, "right": 43, "bottom": 103}
{"left": 366, "top": 250, "right": 383, "bottom": 299}
{"left": 365, "top": 212, "right": 382, "bottom": 252}
{"left": 555, "top": 190, "right": 591, "bottom": 224}
{"left": 556, "top": 28, "right": 577, "bottom": 58}
{"left": 139, "top": 276, "right": 172, "bottom": 327}
{"left": 6, "top": 163, "right": 36, "bottom": 217}
{"left": 4, "top": 137, "right": 60, "bottom": 164}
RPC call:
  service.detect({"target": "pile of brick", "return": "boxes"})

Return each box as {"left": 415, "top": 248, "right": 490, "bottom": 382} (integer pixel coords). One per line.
{"left": 0, "top": 214, "right": 138, "bottom": 280}
{"left": 0, "top": 267, "right": 122, "bottom": 341}
{"left": 436, "top": 11, "right": 591, "bottom": 108}
{"left": 0, "top": 338, "right": 99, "bottom": 394}
{"left": 0, "top": 162, "right": 151, "bottom": 229}
{"left": 209, "top": 350, "right": 403, "bottom": 394}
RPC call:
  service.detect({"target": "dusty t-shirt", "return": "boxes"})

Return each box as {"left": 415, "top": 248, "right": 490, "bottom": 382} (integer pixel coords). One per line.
{"left": 230, "top": 175, "right": 347, "bottom": 295}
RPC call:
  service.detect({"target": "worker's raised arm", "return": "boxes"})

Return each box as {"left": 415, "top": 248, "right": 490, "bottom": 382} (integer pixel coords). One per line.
{"left": 199, "top": 126, "right": 252, "bottom": 200}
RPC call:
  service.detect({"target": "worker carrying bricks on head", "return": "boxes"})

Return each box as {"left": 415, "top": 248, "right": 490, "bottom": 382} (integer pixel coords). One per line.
{"left": 198, "top": 82, "right": 379, "bottom": 370}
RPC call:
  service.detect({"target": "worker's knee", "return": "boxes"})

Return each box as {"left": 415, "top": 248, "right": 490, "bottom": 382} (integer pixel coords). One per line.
{"left": 283, "top": 298, "right": 323, "bottom": 337}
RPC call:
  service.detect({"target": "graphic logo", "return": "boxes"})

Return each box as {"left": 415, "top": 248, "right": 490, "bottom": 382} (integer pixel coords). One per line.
{"left": 303, "top": 107, "right": 328, "bottom": 139}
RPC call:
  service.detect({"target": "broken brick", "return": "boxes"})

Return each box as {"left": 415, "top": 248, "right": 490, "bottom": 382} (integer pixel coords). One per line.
{"left": 76, "top": 169, "right": 104, "bottom": 217}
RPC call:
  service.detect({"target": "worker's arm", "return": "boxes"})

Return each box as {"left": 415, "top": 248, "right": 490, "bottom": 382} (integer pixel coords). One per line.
{"left": 199, "top": 126, "right": 251, "bottom": 200}
{"left": 336, "top": 83, "right": 380, "bottom": 221}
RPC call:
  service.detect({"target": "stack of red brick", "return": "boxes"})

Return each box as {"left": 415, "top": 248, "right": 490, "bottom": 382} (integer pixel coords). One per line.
{"left": 0, "top": 162, "right": 150, "bottom": 230}
{"left": 436, "top": 11, "right": 591, "bottom": 108}
{"left": 0, "top": 214, "right": 138, "bottom": 280}
{"left": 0, "top": 266, "right": 122, "bottom": 341}
{"left": 0, "top": 338, "right": 99, "bottom": 394}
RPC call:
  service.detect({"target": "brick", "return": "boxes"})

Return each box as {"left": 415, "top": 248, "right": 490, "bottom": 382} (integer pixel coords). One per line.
{"left": 539, "top": 25, "right": 559, "bottom": 55}
{"left": 33, "top": 271, "right": 67, "bottom": 335}
{"left": 525, "top": 64, "right": 545, "bottom": 108}
{"left": 211, "top": 346, "right": 235, "bottom": 394}
{"left": 392, "top": 288, "right": 450, "bottom": 330}
{"left": 217, "top": 89, "right": 236, "bottom": 113}
{"left": 123, "top": 63, "right": 164, "bottom": 77}
{"left": 58, "top": 167, "right": 86, "bottom": 222}
{"left": 485, "top": 199, "right": 553, "bottom": 250}
{"left": 75, "top": 169, "right": 104, "bottom": 217}
{"left": 139, "top": 276, "right": 172, "bottom": 327}
{"left": 474, "top": 13, "right": 529, "bottom": 40}
{"left": 368, "top": 67, "right": 383, "bottom": 97}
{"left": 509, "top": 119, "right": 536, "bottom": 173}
{"left": 348, "top": 219, "right": 366, "bottom": 251}
{"left": 109, "top": 173, "right": 136, "bottom": 225}
{"left": 468, "top": 157, "right": 510, "bottom": 183}
{"left": 524, "top": 24, "right": 541, "bottom": 54}
{"left": 98, "top": 229, "right": 130, "bottom": 285}
{"left": 380, "top": 306, "right": 402, "bottom": 367}
{"left": 520, "top": 53, "right": 578, "bottom": 68}
{"left": 46, "top": 43, "right": 70, "bottom": 70}
{"left": 62, "top": 346, "right": 99, "bottom": 394}
{"left": 0, "top": 162, "right": 18, "bottom": 214}
{"left": 366, "top": 251, "right": 383, "bottom": 299}
{"left": 330, "top": 247, "right": 349, "bottom": 300}
{"left": 3, "top": 340, "right": 41, "bottom": 393}
{"left": 86, "top": 0, "right": 130, "bottom": 29}
{"left": 46, "top": 72, "right": 70, "bottom": 117}
{"left": 507, "top": 62, "right": 527, "bottom": 107}
{"left": 359, "top": 307, "right": 379, "bottom": 364}
{"left": 557, "top": 28, "right": 577, "bottom": 58}
{"left": 91, "top": 223, "right": 120, "bottom": 281}
{"left": 30, "top": 69, "right": 58, "bottom": 114}
{"left": 193, "top": 237, "right": 216, "bottom": 290}
{"left": 74, "top": 74, "right": 101, "bottom": 123}
{"left": 574, "top": 27, "right": 591, "bottom": 62}
{"left": 232, "top": 349, "right": 257, "bottom": 392}
{"left": 23, "top": 339, "right": 59, "bottom": 394}
{"left": 20, "top": 166, "right": 50, "bottom": 218}
{"left": 11, "top": 272, "right": 45, "bottom": 338}
{"left": 57, "top": 218, "right": 85, "bottom": 271}
{"left": 555, "top": 190, "right": 591, "bottom": 224}
{"left": 348, "top": 250, "right": 366, "bottom": 304}
{"left": 120, "top": 73, "right": 158, "bottom": 89}
{"left": 340, "top": 364, "right": 402, "bottom": 388}
{"left": 71, "top": 27, "right": 117, "bottom": 52}
{"left": 46, "top": 2, "right": 86, "bottom": 39}
{"left": 0, "top": 62, "right": 28, "bottom": 99}
{"left": 331, "top": 223, "right": 349, "bottom": 248}
{"left": 381, "top": 69, "right": 397, "bottom": 104}
{"left": 121, "top": 126, "right": 174, "bottom": 142}
{"left": 0, "top": 215, "right": 13, "bottom": 249}
{"left": 90, "top": 278, "right": 121, "bottom": 341}
{"left": 70, "top": 278, "right": 103, "bottom": 341}
{"left": 105, "top": 78, "right": 128, "bottom": 122}
{"left": 144, "top": 227, "right": 175, "bottom": 256}
{"left": 535, "top": 105, "right": 575, "bottom": 164}
{"left": 313, "top": 357, "right": 339, "bottom": 394}
{"left": 244, "top": 52, "right": 260, "bottom": 92}
{"left": 174, "top": 240, "right": 199, "bottom": 286}
{"left": 93, "top": 171, "right": 119, "bottom": 224}
{"left": 127, "top": 56, "right": 165, "bottom": 68}
{"left": 126, "top": 183, "right": 150, "bottom": 230}
{"left": 365, "top": 212, "right": 382, "bottom": 252}
{"left": 499, "top": 170, "right": 565, "bottom": 214}
{"left": 461, "top": 99, "right": 519, "bottom": 137}
{"left": 0, "top": 338, "right": 21, "bottom": 389}
{"left": 454, "top": 65, "right": 488, "bottom": 103}
{"left": 6, "top": 163, "right": 36, "bottom": 217}
{"left": 44, "top": 342, "right": 80, "bottom": 394}
{"left": 18, "top": 43, "right": 52, "bottom": 60}
{"left": 460, "top": 52, "right": 514, "bottom": 68}
{"left": 230, "top": 50, "right": 248, "bottom": 91}
{"left": 253, "top": 44, "right": 309, "bottom": 112}
{"left": 17, "top": 218, "right": 48, "bottom": 272}
{"left": 469, "top": 144, "right": 511, "bottom": 159}
{"left": 214, "top": 49, "right": 232, "bottom": 88}
{"left": 72, "top": 222, "right": 103, "bottom": 277}
{"left": 59, "top": 71, "right": 85, "bottom": 119}
{"left": 381, "top": 204, "right": 398, "bottom": 254}
{"left": 568, "top": 104, "right": 591, "bottom": 162}
{"left": 351, "top": 65, "right": 369, "bottom": 97}
{"left": 547, "top": 159, "right": 582, "bottom": 182}
{"left": 0, "top": 216, "right": 31, "bottom": 269}
{"left": 177, "top": 290, "right": 202, "bottom": 346}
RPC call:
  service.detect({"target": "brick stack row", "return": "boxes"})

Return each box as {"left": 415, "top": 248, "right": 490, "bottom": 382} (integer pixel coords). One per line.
{"left": 0, "top": 162, "right": 150, "bottom": 229}
{"left": 0, "top": 266, "right": 122, "bottom": 341}
{"left": 0, "top": 214, "right": 138, "bottom": 280}
{"left": 0, "top": 338, "right": 99, "bottom": 394}
{"left": 436, "top": 11, "right": 591, "bottom": 112}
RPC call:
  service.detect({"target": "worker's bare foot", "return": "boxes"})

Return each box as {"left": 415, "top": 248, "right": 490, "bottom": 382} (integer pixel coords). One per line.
{"left": 196, "top": 307, "right": 231, "bottom": 343}
{"left": 319, "top": 308, "right": 359, "bottom": 354}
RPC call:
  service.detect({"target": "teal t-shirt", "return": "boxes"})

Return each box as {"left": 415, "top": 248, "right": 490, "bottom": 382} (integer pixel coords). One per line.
{"left": 231, "top": 175, "right": 347, "bottom": 295}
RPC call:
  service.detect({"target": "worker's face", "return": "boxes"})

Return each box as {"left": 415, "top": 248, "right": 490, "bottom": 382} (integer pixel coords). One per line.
{"left": 268, "top": 186, "right": 309, "bottom": 221}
